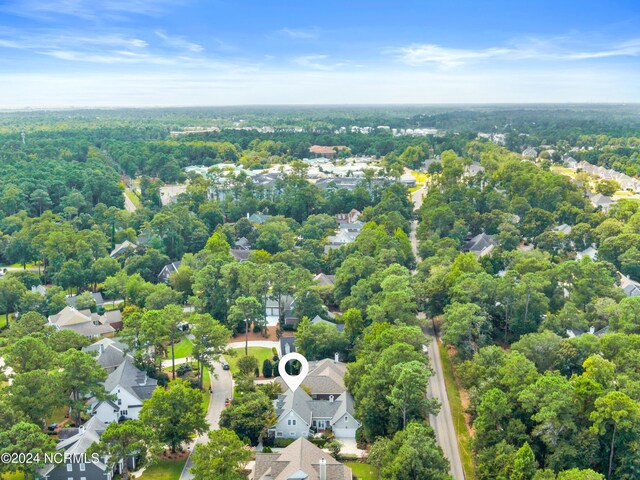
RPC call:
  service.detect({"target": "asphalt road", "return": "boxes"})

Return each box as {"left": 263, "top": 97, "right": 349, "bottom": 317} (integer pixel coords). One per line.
{"left": 177, "top": 359, "right": 233, "bottom": 480}
{"left": 410, "top": 219, "right": 465, "bottom": 480}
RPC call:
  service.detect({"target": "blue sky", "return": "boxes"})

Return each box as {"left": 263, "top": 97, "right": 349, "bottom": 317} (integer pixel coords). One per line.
{"left": 0, "top": 0, "right": 639, "bottom": 107}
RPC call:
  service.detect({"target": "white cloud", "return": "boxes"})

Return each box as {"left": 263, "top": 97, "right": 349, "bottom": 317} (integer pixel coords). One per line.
{"left": 0, "top": 0, "right": 182, "bottom": 21}
{"left": 292, "top": 54, "right": 348, "bottom": 71}
{"left": 391, "top": 38, "right": 640, "bottom": 68}
{"left": 279, "top": 28, "right": 319, "bottom": 40}
{"left": 155, "top": 30, "right": 203, "bottom": 53}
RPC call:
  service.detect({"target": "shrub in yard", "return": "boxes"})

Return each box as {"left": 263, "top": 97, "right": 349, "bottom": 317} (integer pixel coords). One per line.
{"left": 262, "top": 359, "right": 273, "bottom": 378}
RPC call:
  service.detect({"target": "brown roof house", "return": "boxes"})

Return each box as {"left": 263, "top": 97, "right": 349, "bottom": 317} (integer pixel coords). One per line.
{"left": 48, "top": 306, "right": 122, "bottom": 338}
{"left": 253, "top": 437, "right": 352, "bottom": 480}
{"left": 308, "top": 145, "right": 349, "bottom": 159}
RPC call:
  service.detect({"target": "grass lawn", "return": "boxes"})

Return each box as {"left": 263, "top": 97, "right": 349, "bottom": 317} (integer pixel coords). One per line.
{"left": 45, "top": 405, "right": 69, "bottom": 425}
{"left": 551, "top": 165, "right": 577, "bottom": 177}
{"left": 410, "top": 170, "right": 429, "bottom": 183}
{"left": 140, "top": 458, "right": 187, "bottom": 480}
{"left": 346, "top": 462, "right": 376, "bottom": 480}
{"left": 172, "top": 338, "right": 193, "bottom": 359}
{"left": 163, "top": 362, "right": 211, "bottom": 411}
{"left": 226, "top": 346, "right": 274, "bottom": 375}
{"left": 439, "top": 342, "right": 476, "bottom": 480}
{"left": 125, "top": 189, "right": 143, "bottom": 208}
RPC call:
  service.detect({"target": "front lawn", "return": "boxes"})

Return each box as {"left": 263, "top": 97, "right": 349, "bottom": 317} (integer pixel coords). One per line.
{"left": 226, "top": 346, "right": 275, "bottom": 376}
{"left": 139, "top": 458, "right": 187, "bottom": 480}
{"left": 346, "top": 462, "right": 376, "bottom": 480}
{"left": 172, "top": 338, "right": 193, "bottom": 359}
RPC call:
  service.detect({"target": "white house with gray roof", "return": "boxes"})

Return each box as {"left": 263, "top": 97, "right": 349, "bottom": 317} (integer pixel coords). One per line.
{"left": 271, "top": 358, "right": 360, "bottom": 440}
{"left": 90, "top": 356, "right": 157, "bottom": 425}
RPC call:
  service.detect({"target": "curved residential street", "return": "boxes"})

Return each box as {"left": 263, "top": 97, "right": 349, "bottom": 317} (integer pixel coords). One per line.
{"left": 174, "top": 340, "right": 278, "bottom": 480}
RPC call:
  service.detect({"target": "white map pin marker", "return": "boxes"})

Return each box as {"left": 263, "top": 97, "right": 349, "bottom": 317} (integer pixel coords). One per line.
{"left": 278, "top": 352, "right": 309, "bottom": 392}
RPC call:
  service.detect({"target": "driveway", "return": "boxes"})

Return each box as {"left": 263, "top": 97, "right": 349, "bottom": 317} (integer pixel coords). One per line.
{"left": 177, "top": 360, "right": 233, "bottom": 480}
{"left": 176, "top": 339, "right": 279, "bottom": 480}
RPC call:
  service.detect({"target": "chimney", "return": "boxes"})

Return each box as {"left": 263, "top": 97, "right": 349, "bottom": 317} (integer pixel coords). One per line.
{"left": 319, "top": 458, "right": 326, "bottom": 480}
{"left": 589, "top": 326, "right": 595, "bottom": 334}
{"left": 334, "top": 352, "right": 339, "bottom": 364}
{"left": 246, "top": 212, "right": 250, "bottom": 219}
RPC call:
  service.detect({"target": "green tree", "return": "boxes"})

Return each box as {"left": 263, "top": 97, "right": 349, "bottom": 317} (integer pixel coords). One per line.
{"left": 190, "top": 313, "right": 231, "bottom": 389}
{"left": 0, "top": 277, "right": 27, "bottom": 326}
{"left": 228, "top": 296, "right": 263, "bottom": 355}
{"left": 0, "top": 422, "right": 55, "bottom": 480}
{"left": 386, "top": 360, "right": 434, "bottom": 429}
{"left": 442, "top": 302, "right": 492, "bottom": 359}
{"left": 190, "top": 428, "right": 251, "bottom": 480}
{"left": 5, "top": 336, "right": 54, "bottom": 373}
{"left": 75, "top": 290, "right": 97, "bottom": 310}
{"left": 295, "top": 317, "right": 349, "bottom": 360}
{"left": 589, "top": 391, "right": 640, "bottom": 480}
{"left": 89, "top": 420, "right": 160, "bottom": 480}
{"left": 9, "top": 370, "right": 63, "bottom": 425}
{"left": 375, "top": 422, "right": 451, "bottom": 480}
{"left": 237, "top": 355, "right": 259, "bottom": 377}
{"left": 140, "top": 379, "right": 208, "bottom": 452}
{"left": 219, "top": 391, "right": 274, "bottom": 445}
{"left": 511, "top": 442, "right": 538, "bottom": 480}
{"left": 59, "top": 349, "right": 108, "bottom": 424}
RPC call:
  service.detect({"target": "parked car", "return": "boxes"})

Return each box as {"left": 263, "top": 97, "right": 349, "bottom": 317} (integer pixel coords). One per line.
{"left": 422, "top": 344, "right": 429, "bottom": 354}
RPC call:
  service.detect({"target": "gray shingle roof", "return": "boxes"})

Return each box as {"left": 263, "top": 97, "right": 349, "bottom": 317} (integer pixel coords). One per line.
{"left": 103, "top": 356, "right": 157, "bottom": 402}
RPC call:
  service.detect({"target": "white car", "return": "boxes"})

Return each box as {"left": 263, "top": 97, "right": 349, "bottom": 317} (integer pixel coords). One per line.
{"left": 422, "top": 344, "right": 429, "bottom": 354}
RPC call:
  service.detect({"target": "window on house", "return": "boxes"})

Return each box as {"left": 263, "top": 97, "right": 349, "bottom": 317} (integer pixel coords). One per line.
{"left": 117, "top": 399, "right": 121, "bottom": 405}
{"left": 276, "top": 432, "right": 283, "bottom": 437}
{"left": 80, "top": 463, "right": 85, "bottom": 471}
{"left": 287, "top": 419, "right": 296, "bottom": 426}
{"left": 120, "top": 410, "right": 128, "bottom": 416}
{"left": 344, "top": 416, "right": 349, "bottom": 422}
{"left": 290, "top": 432, "right": 295, "bottom": 437}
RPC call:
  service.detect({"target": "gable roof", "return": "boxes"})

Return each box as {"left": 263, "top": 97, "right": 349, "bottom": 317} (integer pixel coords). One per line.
{"left": 254, "top": 438, "right": 352, "bottom": 480}
{"left": 312, "top": 273, "right": 335, "bottom": 287}
{"left": 463, "top": 233, "right": 497, "bottom": 255}
{"left": 83, "top": 338, "right": 131, "bottom": 372}
{"left": 110, "top": 239, "right": 137, "bottom": 258}
{"left": 49, "top": 306, "right": 119, "bottom": 337}
{"left": 158, "top": 261, "right": 181, "bottom": 279}
{"left": 231, "top": 248, "right": 252, "bottom": 261}
{"left": 620, "top": 274, "right": 640, "bottom": 297}
{"left": 280, "top": 336, "right": 296, "bottom": 355}
{"left": 103, "top": 356, "right": 157, "bottom": 403}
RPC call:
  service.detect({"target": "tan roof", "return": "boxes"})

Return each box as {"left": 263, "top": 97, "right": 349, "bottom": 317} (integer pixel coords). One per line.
{"left": 308, "top": 145, "right": 348, "bottom": 155}
{"left": 51, "top": 307, "right": 93, "bottom": 327}
{"left": 254, "top": 438, "right": 352, "bottom": 480}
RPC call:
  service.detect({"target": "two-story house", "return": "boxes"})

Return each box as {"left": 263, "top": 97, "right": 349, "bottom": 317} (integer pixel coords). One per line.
{"left": 90, "top": 356, "right": 157, "bottom": 424}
